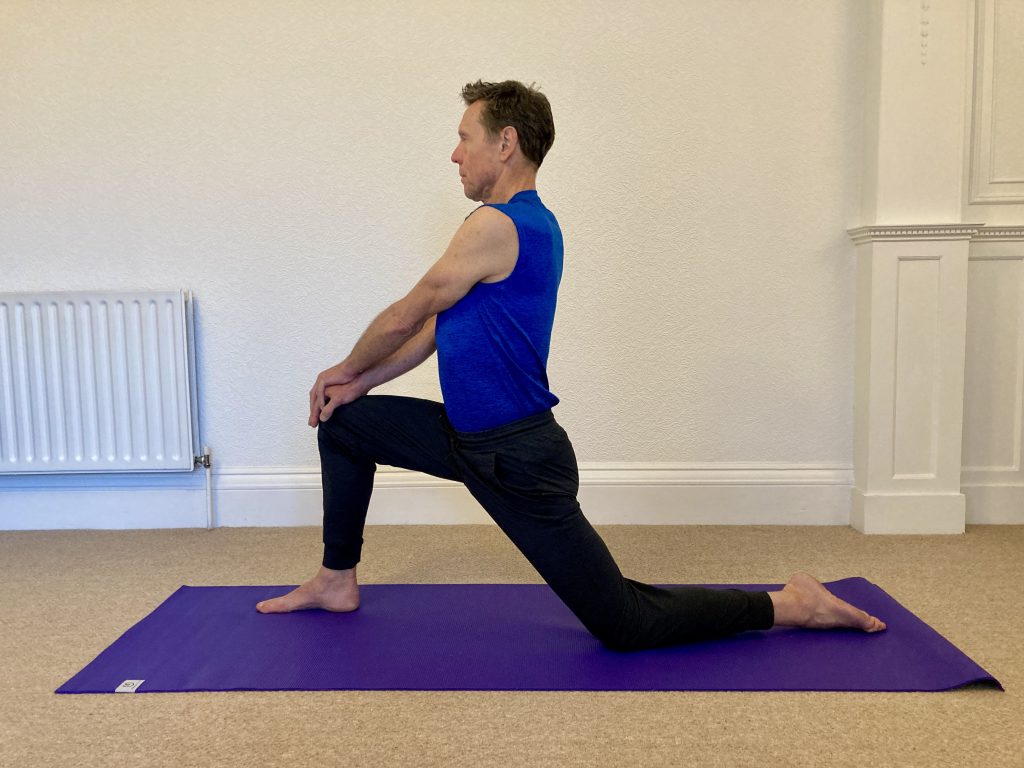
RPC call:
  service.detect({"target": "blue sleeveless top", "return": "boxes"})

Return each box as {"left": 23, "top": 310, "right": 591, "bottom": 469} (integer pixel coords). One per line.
{"left": 435, "top": 189, "right": 563, "bottom": 432}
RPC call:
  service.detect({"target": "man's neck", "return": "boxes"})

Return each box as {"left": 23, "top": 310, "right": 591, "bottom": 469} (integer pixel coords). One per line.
{"left": 483, "top": 168, "right": 538, "bottom": 205}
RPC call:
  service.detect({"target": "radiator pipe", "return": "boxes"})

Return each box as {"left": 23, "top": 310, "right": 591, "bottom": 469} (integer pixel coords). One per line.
{"left": 196, "top": 447, "right": 214, "bottom": 530}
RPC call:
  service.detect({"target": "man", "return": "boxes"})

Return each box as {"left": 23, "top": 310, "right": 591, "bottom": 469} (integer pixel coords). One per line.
{"left": 256, "top": 80, "right": 885, "bottom": 650}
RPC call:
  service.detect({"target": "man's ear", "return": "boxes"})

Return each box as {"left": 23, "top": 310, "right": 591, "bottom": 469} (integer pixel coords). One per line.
{"left": 499, "top": 126, "right": 518, "bottom": 156}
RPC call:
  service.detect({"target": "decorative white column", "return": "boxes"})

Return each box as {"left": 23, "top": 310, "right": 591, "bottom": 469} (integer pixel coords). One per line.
{"left": 847, "top": 225, "right": 979, "bottom": 533}
{"left": 848, "top": 0, "right": 975, "bottom": 532}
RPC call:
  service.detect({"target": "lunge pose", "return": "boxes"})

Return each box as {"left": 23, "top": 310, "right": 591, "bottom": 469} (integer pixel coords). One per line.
{"left": 257, "top": 80, "right": 886, "bottom": 650}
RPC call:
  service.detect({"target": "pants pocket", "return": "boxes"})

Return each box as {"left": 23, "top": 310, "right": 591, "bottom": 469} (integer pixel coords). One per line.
{"left": 492, "top": 435, "right": 579, "bottom": 500}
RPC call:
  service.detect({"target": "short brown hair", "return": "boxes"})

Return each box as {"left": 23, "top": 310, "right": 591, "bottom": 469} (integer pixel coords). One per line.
{"left": 461, "top": 80, "right": 555, "bottom": 168}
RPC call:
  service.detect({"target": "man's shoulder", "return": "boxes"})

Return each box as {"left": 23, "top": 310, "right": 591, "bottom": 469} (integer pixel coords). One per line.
{"left": 459, "top": 205, "right": 518, "bottom": 246}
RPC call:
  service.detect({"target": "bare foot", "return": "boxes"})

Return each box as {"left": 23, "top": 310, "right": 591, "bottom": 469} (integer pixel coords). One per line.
{"left": 770, "top": 572, "right": 886, "bottom": 632}
{"left": 255, "top": 566, "right": 360, "bottom": 614}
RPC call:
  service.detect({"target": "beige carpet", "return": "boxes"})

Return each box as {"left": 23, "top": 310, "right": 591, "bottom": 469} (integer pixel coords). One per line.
{"left": 1, "top": 524, "right": 1019, "bottom": 767}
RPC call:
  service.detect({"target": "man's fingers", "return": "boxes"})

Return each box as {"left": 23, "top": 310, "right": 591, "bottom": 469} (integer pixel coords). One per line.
{"left": 319, "top": 398, "right": 337, "bottom": 423}
{"left": 308, "top": 379, "right": 326, "bottom": 427}
{"left": 320, "top": 385, "right": 350, "bottom": 423}
{"left": 308, "top": 366, "right": 357, "bottom": 427}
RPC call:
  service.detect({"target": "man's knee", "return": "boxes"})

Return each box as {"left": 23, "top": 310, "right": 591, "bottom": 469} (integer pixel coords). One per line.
{"left": 319, "top": 394, "right": 382, "bottom": 429}
{"left": 317, "top": 398, "right": 371, "bottom": 451}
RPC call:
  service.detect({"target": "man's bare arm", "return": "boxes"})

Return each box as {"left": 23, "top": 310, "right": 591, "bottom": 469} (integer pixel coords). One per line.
{"left": 343, "top": 208, "right": 515, "bottom": 374}
{"left": 312, "top": 318, "right": 438, "bottom": 425}
{"left": 359, "top": 316, "right": 438, "bottom": 390}
{"left": 308, "top": 207, "right": 517, "bottom": 424}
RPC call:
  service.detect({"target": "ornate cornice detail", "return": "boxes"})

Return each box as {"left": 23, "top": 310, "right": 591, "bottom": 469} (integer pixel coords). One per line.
{"left": 920, "top": 1, "right": 930, "bottom": 66}
{"left": 847, "top": 224, "right": 985, "bottom": 245}
{"left": 972, "top": 226, "right": 1024, "bottom": 242}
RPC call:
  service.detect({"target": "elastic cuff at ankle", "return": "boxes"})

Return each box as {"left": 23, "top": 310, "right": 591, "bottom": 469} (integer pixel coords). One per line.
{"left": 323, "top": 543, "right": 359, "bottom": 571}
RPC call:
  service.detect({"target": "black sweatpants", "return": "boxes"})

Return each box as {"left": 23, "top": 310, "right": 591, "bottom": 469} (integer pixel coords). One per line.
{"left": 318, "top": 395, "right": 774, "bottom": 651}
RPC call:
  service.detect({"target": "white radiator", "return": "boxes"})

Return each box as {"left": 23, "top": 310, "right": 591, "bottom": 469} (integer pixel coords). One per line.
{"left": 0, "top": 290, "right": 200, "bottom": 474}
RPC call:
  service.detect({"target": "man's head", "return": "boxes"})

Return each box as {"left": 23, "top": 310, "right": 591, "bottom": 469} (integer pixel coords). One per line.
{"left": 460, "top": 80, "right": 555, "bottom": 169}
{"left": 451, "top": 80, "right": 554, "bottom": 202}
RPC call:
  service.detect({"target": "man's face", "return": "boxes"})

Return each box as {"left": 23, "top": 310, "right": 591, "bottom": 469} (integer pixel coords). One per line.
{"left": 451, "top": 100, "right": 501, "bottom": 202}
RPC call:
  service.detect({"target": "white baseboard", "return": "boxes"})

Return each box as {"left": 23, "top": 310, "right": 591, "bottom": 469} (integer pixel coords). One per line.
{"left": 3, "top": 464, "right": 1017, "bottom": 531}
{"left": 850, "top": 490, "right": 967, "bottom": 534}
{"left": 963, "top": 484, "right": 1024, "bottom": 524}
{"left": 0, "top": 463, "right": 854, "bottom": 530}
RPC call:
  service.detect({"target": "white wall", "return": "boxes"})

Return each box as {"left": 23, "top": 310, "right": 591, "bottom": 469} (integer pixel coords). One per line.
{"left": 0, "top": 1, "right": 868, "bottom": 527}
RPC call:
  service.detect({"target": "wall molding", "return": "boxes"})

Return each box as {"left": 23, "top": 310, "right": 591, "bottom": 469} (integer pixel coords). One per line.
{"left": 1, "top": 462, "right": 855, "bottom": 530}
{"left": 847, "top": 224, "right": 1024, "bottom": 245}
{"left": 961, "top": 483, "right": 1024, "bottom": 524}
{"left": 969, "top": 0, "right": 1024, "bottom": 204}
{"left": 4, "top": 464, "right": 1020, "bottom": 531}
{"left": 847, "top": 224, "right": 984, "bottom": 244}
{"left": 215, "top": 462, "right": 855, "bottom": 490}
{"left": 973, "top": 226, "right": 1024, "bottom": 242}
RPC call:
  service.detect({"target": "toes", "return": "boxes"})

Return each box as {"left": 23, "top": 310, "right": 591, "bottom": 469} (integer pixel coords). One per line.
{"left": 256, "top": 597, "right": 291, "bottom": 613}
{"left": 851, "top": 604, "right": 887, "bottom": 633}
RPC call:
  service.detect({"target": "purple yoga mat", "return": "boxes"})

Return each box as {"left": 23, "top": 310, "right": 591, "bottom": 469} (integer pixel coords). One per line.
{"left": 56, "top": 578, "right": 1000, "bottom": 694}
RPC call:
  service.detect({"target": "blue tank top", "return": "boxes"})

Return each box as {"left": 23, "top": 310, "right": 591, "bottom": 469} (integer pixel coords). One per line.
{"left": 435, "top": 189, "right": 563, "bottom": 432}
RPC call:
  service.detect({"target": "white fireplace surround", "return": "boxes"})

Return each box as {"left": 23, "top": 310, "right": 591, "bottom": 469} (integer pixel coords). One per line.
{"left": 846, "top": 224, "right": 1024, "bottom": 533}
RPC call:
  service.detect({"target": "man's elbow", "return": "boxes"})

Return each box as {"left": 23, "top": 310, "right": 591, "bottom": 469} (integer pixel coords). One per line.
{"left": 385, "top": 304, "right": 425, "bottom": 342}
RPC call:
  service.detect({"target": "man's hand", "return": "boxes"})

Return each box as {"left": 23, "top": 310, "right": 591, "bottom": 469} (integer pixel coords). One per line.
{"left": 316, "top": 379, "right": 371, "bottom": 425}
{"left": 309, "top": 363, "right": 361, "bottom": 426}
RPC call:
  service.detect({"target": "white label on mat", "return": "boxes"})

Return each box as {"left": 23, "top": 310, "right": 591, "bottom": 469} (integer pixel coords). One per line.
{"left": 115, "top": 679, "right": 144, "bottom": 693}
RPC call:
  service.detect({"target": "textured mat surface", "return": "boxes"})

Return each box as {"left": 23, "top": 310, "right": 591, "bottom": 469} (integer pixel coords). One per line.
{"left": 56, "top": 578, "right": 1001, "bottom": 693}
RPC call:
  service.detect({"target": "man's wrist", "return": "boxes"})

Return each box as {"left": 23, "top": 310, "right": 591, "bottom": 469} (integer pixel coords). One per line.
{"left": 337, "top": 360, "right": 360, "bottom": 381}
